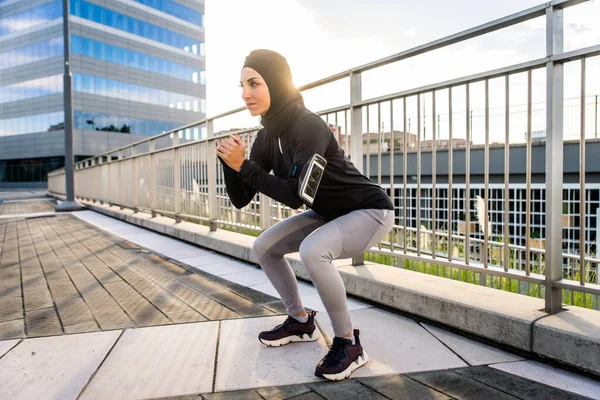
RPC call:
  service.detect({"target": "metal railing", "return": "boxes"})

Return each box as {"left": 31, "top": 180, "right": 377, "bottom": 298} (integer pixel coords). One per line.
{"left": 48, "top": 0, "right": 600, "bottom": 313}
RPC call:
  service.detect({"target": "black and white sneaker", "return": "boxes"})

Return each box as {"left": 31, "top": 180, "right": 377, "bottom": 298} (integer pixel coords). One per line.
{"left": 314, "top": 329, "right": 368, "bottom": 381}
{"left": 258, "top": 310, "right": 319, "bottom": 347}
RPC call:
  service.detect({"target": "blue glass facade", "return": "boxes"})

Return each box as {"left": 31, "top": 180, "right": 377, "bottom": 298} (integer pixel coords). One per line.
{"left": 1, "top": 0, "right": 203, "bottom": 53}
{"left": 71, "top": 0, "right": 202, "bottom": 52}
{"left": 1, "top": 35, "right": 204, "bottom": 84}
{"left": 73, "top": 73, "right": 205, "bottom": 112}
{"left": 0, "top": 110, "right": 182, "bottom": 137}
{"left": 1, "top": 75, "right": 63, "bottom": 104}
{"left": 0, "top": 37, "right": 63, "bottom": 70}
{"left": 133, "top": 0, "right": 202, "bottom": 26}
{"left": 74, "top": 111, "right": 180, "bottom": 135}
{"left": 0, "top": 1, "right": 62, "bottom": 37}
{"left": 1, "top": 0, "right": 205, "bottom": 183}
{"left": 1, "top": 73, "right": 205, "bottom": 112}
{"left": 0, "top": 112, "right": 65, "bottom": 136}
{"left": 71, "top": 36, "right": 204, "bottom": 83}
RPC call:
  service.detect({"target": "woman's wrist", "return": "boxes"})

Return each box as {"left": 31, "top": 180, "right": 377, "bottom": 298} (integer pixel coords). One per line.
{"left": 236, "top": 160, "right": 245, "bottom": 173}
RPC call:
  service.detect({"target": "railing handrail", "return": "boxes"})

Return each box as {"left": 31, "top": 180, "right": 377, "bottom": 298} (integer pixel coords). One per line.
{"left": 72, "top": 0, "right": 588, "bottom": 166}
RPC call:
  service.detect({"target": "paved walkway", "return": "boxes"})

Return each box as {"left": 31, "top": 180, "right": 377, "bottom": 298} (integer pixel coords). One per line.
{"left": 0, "top": 189, "right": 48, "bottom": 202}
{"left": 1, "top": 198, "right": 599, "bottom": 399}
{"left": 0, "top": 213, "right": 281, "bottom": 340}
{"left": 0, "top": 199, "right": 56, "bottom": 216}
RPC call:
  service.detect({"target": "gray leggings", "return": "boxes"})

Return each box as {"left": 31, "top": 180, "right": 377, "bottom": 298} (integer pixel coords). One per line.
{"left": 252, "top": 208, "right": 394, "bottom": 337}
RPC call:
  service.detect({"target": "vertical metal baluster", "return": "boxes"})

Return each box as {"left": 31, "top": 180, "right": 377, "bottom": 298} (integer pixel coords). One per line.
{"left": 390, "top": 100, "right": 395, "bottom": 253}
{"left": 417, "top": 94, "right": 422, "bottom": 256}
{"left": 504, "top": 75, "right": 511, "bottom": 272}
{"left": 367, "top": 107, "right": 371, "bottom": 180}
{"left": 484, "top": 79, "right": 490, "bottom": 269}
{"left": 580, "top": 57, "right": 587, "bottom": 287}
{"left": 448, "top": 87, "right": 454, "bottom": 262}
{"left": 526, "top": 70, "right": 532, "bottom": 277}
{"left": 378, "top": 103, "right": 382, "bottom": 186}
{"left": 403, "top": 98, "right": 408, "bottom": 254}
{"left": 465, "top": 84, "right": 471, "bottom": 265}
{"left": 335, "top": 112, "right": 339, "bottom": 146}
{"left": 432, "top": 91, "right": 437, "bottom": 260}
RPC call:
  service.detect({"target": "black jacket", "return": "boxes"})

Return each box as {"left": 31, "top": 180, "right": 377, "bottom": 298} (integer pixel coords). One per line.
{"left": 219, "top": 108, "right": 393, "bottom": 221}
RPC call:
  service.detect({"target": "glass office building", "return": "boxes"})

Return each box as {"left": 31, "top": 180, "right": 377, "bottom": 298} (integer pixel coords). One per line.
{"left": 0, "top": 0, "right": 205, "bottom": 186}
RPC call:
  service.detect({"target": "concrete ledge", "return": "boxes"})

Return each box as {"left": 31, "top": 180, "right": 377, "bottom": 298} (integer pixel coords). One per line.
{"left": 337, "top": 263, "right": 546, "bottom": 352}
{"left": 48, "top": 194, "right": 600, "bottom": 376}
{"left": 533, "top": 306, "right": 600, "bottom": 375}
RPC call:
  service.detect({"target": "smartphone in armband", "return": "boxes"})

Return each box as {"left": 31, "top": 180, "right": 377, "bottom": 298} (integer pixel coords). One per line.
{"left": 298, "top": 154, "right": 327, "bottom": 206}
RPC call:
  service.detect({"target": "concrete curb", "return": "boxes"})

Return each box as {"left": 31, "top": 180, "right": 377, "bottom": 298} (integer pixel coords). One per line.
{"left": 47, "top": 194, "right": 600, "bottom": 376}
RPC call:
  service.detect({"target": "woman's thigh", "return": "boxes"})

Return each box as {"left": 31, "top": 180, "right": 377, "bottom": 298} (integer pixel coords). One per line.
{"left": 254, "top": 210, "right": 326, "bottom": 257}
{"left": 303, "top": 209, "right": 393, "bottom": 259}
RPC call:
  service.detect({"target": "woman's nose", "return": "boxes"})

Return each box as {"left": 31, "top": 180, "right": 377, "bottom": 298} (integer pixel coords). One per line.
{"left": 241, "top": 86, "right": 251, "bottom": 99}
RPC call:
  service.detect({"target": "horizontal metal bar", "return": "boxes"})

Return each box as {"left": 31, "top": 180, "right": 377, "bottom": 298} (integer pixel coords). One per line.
{"left": 562, "top": 252, "right": 600, "bottom": 265}
{"left": 553, "top": 279, "right": 600, "bottom": 296}
{"left": 316, "top": 104, "right": 352, "bottom": 116}
{"left": 358, "top": 58, "right": 547, "bottom": 107}
{"left": 551, "top": 0, "right": 589, "bottom": 9}
{"left": 209, "top": 106, "right": 249, "bottom": 121}
{"left": 351, "top": 2, "right": 559, "bottom": 74}
{"left": 265, "top": 2, "right": 570, "bottom": 91}
{"left": 341, "top": 45, "right": 600, "bottom": 111}
{"left": 76, "top": 121, "right": 210, "bottom": 166}
{"left": 551, "top": 44, "right": 600, "bottom": 63}
{"left": 297, "top": 71, "right": 351, "bottom": 91}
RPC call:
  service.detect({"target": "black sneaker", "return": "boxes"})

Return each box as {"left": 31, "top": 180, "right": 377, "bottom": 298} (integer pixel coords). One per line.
{"left": 258, "top": 310, "right": 319, "bottom": 347}
{"left": 314, "top": 329, "right": 368, "bottom": 381}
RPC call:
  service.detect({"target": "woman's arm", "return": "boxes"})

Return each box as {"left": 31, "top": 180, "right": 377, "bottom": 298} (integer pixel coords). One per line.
{"left": 218, "top": 131, "right": 271, "bottom": 209}
{"left": 238, "top": 114, "right": 330, "bottom": 208}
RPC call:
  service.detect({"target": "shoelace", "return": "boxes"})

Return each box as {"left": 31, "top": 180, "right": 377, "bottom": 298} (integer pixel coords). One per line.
{"left": 322, "top": 337, "right": 351, "bottom": 366}
{"left": 273, "top": 316, "right": 293, "bottom": 331}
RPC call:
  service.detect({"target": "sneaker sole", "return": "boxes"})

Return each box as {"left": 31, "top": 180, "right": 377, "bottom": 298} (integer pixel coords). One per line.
{"left": 321, "top": 350, "right": 369, "bottom": 381}
{"left": 259, "top": 330, "right": 320, "bottom": 347}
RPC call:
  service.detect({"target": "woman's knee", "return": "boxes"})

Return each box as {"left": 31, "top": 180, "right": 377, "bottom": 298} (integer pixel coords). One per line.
{"left": 252, "top": 227, "right": 285, "bottom": 261}
{"left": 299, "top": 237, "right": 333, "bottom": 269}
{"left": 252, "top": 232, "right": 272, "bottom": 261}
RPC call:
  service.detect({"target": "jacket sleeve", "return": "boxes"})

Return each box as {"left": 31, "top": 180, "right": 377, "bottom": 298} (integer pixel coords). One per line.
{"left": 219, "top": 130, "right": 271, "bottom": 209}
{"left": 238, "top": 114, "right": 330, "bottom": 209}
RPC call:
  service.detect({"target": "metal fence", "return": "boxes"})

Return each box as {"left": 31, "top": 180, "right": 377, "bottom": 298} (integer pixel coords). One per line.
{"left": 48, "top": 0, "right": 600, "bottom": 313}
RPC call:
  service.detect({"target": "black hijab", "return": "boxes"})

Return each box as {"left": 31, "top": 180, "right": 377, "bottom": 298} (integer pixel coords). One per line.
{"left": 243, "top": 49, "right": 304, "bottom": 138}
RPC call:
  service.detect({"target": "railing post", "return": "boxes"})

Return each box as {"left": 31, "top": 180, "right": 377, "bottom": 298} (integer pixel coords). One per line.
{"left": 173, "top": 134, "right": 182, "bottom": 222}
{"left": 118, "top": 150, "right": 124, "bottom": 209}
{"left": 97, "top": 157, "right": 102, "bottom": 204}
{"left": 260, "top": 194, "right": 272, "bottom": 231}
{"left": 350, "top": 71, "right": 365, "bottom": 266}
{"left": 206, "top": 120, "right": 219, "bottom": 231}
{"left": 545, "top": 4, "right": 564, "bottom": 314}
{"left": 132, "top": 146, "right": 138, "bottom": 212}
{"left": 350, "top": 71, "right": 364, "bottom": 174}
{"left": 88, "top": 158, "right": 95, "bottom": 203}
{"left": 149, "top": 140, "right": 157, "bottom": 218}
{"left": 108, "top": 154, "right": 113, "bottom": 206}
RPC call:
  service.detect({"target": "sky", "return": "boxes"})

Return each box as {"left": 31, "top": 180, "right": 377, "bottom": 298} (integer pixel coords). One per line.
{"left": 204, "top": 0, "right": 600, "bottom": 137}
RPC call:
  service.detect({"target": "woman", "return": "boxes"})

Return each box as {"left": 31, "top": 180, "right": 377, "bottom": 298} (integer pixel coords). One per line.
{"left": 217, "top": 49, "right": 394, "bottom": 381}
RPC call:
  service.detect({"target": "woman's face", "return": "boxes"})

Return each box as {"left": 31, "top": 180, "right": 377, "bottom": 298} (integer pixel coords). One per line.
{"left": 240, "top": 67, "right": 271, "bottom": 117}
